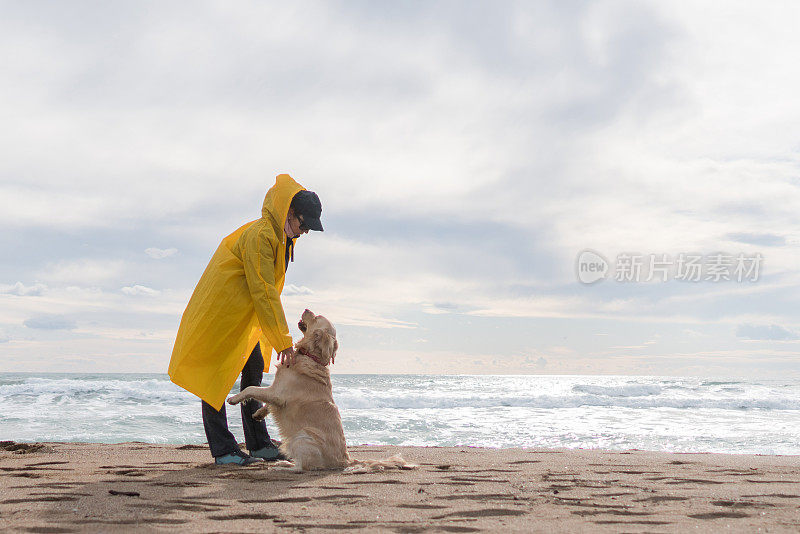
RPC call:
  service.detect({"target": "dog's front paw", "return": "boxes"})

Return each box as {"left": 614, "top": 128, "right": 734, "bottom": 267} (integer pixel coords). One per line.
{"left": 253, "top": 406, "right": 269, "bottom": 420}
{"left": 227, "top": 395, "right": 241, "bottom": 405}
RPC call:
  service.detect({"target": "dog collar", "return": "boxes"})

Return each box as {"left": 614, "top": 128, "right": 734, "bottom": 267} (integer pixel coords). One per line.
{"left": 297, "top": 346, "right": 325, "bottom": 366}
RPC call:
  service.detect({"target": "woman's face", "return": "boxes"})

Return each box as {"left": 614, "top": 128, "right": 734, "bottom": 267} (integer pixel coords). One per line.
{"left": 286, "top": 208, "right": 309, "bottom": 238}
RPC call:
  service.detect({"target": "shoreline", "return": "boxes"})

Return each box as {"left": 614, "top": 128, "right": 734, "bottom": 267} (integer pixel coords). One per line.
{"left": 1, "top": 441, "right": 799, "bottom": 532}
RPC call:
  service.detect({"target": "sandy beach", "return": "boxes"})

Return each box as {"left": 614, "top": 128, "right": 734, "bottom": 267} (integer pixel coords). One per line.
{"left": 1, "top": 441, "right": 799, "bottom": 533}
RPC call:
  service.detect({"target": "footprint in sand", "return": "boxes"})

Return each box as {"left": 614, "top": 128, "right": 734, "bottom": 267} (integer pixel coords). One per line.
{"left": 2, "top": 496, "right": 79, "bottom": 504}
{"left": 742, "top": 493, "right": 800, "bottom": 499}
{"left": 435, "top": 493, "right": 518, "bottom": 501}
{"left": 208, "top": 513, "right": 278, "bottom": 520}
{"left": 109, "top": 470, "right": 148, "bottom": 477}
{"left": 460, "top": 468, "right": 519, "bottom": 473}
{"left": 0, "top": 441, "right": 51, "bottom": 454}
{"left": 571, "top": 510, "right": 654, "bottom": 517}
{"left": 711, "top": 500, "right": 774, "bottom": 508}
{"left": 167, "top": 498, "right": 225, "bottom": 506}
{"left": 431, "top": 509, "right": 527, "bottom": 519}
{"left": 149, "top": 481, "right": 209, "bottom": 487}
{"left": 255, "top": 496, "right": 312, "bottom": 503}
{"left": 21, "top": 482, "right": 81, "bottom": 489}
{"left": 688, "top": 511, "right": 750, "bottom": 519}
{"left": 344, "top": 479, "right": 404, "bottom": 485}
{"left": 667, "top": 478, "right": 724, "bottom": 485}
{"left": 745, "top": 479, "right": 800, "bottom": 484}
{"left": 447, "top": 476, "right": 510, "bottom": 483}
{"left": 635, "top": 495, "right": 688, "bottom": 503}
{"left": 8, "top": 472, "right": 43, "bottom": 478}
{"left": 315, "top": 494, "right": 369, "bottom": 501}
{"left": 16, "top": 527, "right": 76, "bottom": 533}
{"left": 593, "top": 520, "right": 672, "bottom": 526}
{"left": 272, "top": 523, "right": 363, "bottom": 530}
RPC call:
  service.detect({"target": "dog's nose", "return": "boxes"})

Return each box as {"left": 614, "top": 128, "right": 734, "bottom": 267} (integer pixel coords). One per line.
{"left": 304, "top": 308, "right": 310, "bottom": 313}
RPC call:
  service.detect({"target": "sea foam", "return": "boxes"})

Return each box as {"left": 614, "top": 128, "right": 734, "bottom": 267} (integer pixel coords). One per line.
{"left": 1, "top": 373, "right": 798, "bottom": 454}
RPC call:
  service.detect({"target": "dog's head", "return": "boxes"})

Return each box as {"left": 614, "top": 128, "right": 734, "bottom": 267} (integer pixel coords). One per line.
{"left": 297, "top": 309, "right": 338, "bottom": 366}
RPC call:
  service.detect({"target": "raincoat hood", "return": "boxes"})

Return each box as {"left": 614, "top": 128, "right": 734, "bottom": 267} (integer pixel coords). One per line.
{"left": 262, "top": 173, "right": 305, "bottom": 234}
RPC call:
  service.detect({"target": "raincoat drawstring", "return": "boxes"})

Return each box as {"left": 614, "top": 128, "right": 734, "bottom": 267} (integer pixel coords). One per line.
{"left": 285, "top": 237, "right": 294, "bottom": 271}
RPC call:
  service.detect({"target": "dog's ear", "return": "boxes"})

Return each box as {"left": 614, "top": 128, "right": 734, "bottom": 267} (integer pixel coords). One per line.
{"left": 312, "top": 329, "right": 336, "bottom": 365}
{"left": 331, "top": 337, "right": 338, "bottom": 365}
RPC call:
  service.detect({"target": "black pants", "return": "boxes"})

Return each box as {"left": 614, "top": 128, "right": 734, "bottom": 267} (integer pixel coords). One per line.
{"left": 202, "top": 343, "right": 272, "bottom": 457}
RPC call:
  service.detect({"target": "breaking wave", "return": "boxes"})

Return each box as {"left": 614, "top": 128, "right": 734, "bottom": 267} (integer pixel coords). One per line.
{"left": 1, "top": 373, "right": 798, "bottom": 454}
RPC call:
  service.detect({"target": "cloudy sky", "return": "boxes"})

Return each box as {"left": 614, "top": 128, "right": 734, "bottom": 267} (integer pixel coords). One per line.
{"left": 1, "top": 0, "right": 798, "bottom": 376}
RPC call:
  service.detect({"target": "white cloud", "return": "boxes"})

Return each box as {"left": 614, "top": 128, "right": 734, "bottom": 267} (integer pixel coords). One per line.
{"left": 283, "top": 284, "right": 313, "bottom": 296}
{"left": 36, "top": 259, "right": 125, "bottom": 286}
{"left": 121, "top": 285, "right": 161, "bottom": 297}
{"left": 71, "top": 326, "right": 175, "bottom": 342}
{"left": 0, "top": 185, "right": 114, "bottom": 229}
{"left": 0, "top": 282, "right": 47, "bottom": 296}
{"left": 736, "top": 324, "right": 799, "bottom": 342}
{"left": 145, "top": 247, "right": 178, "bottom": 259}
{"left": 282, "top": 294, "right": 418, "bottom": 330}
{"left": 0, "top": 285, "right": 188, "bottom": 327}
{"left": 23, "top": 314, "right": 76, "bottom": 330}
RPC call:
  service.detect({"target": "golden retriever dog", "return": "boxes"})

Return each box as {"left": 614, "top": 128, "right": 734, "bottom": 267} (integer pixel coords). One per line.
{"left": 228, "top": 309, "right": 415, "bottom": 472}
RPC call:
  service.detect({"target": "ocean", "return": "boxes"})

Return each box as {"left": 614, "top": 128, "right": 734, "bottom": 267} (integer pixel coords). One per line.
{"left": 1, "top": 373, "right": 798, "bottom": 456}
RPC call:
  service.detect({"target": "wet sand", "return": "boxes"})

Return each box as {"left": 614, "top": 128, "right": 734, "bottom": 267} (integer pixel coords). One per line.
{"left": 1, "top": 441, "right": 799, "bottom": 532}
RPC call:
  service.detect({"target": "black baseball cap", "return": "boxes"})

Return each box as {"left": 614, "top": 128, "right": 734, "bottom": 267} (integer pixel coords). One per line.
{"left": 291, "top": 190, "right": 324, "bottom": 231}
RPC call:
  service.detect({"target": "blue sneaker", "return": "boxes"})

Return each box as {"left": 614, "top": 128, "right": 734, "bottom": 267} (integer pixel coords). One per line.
{"left": 250, "top": 445, "right": 287, "bottom": 461}
{"left": 215, "top": 449, "right": 264, "bottom": 466}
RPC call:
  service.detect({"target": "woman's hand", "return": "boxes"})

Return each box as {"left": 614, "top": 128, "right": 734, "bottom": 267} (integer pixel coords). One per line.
{"left": 278, "top": 347, "right": 296, "bottom": 367}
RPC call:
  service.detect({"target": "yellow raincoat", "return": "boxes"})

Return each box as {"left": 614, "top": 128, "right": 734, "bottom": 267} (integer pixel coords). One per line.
{"left": 168, "top": 174, "right": 304, "bottom": 410}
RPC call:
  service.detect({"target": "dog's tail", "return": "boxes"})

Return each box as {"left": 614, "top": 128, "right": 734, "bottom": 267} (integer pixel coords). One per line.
{"left": 344, "top": 454, "right": 418, "bottom": 473}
